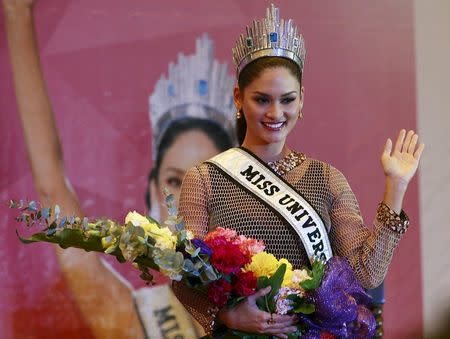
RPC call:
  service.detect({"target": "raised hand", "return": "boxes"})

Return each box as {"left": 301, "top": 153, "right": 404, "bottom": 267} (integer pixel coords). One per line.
{"left": 218, "top": 286, "right": 298, "bottom": 339}
{"left": 381, "top": 129, "right": 424, "bottom": 186}
{"left": 2, "top": 0, "right": 35, "bottom": 14}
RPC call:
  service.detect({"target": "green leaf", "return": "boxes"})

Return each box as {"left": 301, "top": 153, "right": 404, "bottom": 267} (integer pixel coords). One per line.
{"left": 28, "top": 201, "right": 37, "bottom": 212}
{"left": 145, "top": 215, "right": 160, "bottom": 225}
{"left": 202, "top": 265, "right": 218, "bottom": 282}
{"left": 286, "top": 294, "right": 302, "bottom": 303}
{"left": 16, "top": 228, "right": 103, "bottom": 251}
{"left": 41, "top": 207, "right": 50, "bottom": 220}
{"left": 255, "top": 276, "right": 270, "bottom": 310}
{"left": 46, "top": 227, "right": 57, "bottom": 236}
{"left": 300, "top": 260, "right": 325, "bottom": 291}
{"left": 287, "top": 329, "right": 302, "bottom": 338}
{"left": 267, "top": 263, "right": 286, "bottom": 312}
{"left": 183, "top": 259, "right": 195, "bottom": 272}
{"left": 294, "top": 303, "right": 315, "bottom": 314}
{"left": 257, "top": 276, "right": 270, "bottom": 289}
{"left": 226, "top": 330, "right": 270, "bottom": 338}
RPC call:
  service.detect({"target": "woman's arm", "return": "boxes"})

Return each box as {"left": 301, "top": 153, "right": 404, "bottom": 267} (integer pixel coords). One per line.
{"left": 329, "top": 129, "right": 424, "bottom": 289}
{"left": 3, "top": 2, "right": 143, "bottom": 337}
{"left": 381, "top": 129, "right": 424, "bottom": 213}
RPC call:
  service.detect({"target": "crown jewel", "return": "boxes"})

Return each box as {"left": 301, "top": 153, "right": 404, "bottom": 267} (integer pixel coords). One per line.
{"left": 149, "top": 34, "right": 236, "bottom": 160}
{"left": 232, "top": 4, "right": 306, "bottom": 76}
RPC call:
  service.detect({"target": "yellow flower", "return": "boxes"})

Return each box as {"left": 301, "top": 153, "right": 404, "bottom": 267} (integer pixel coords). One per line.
{"left": 244, "top": 252, "right": 279, "bottom": 278}
{"left": 101, "top": 235, "right": 116, "bottom": 249}
{"left": 150, "top": 227, "right": 177, "bottom": 250}
{"left": 125, "top": 211, "right": 176, "bottom": 249}
{"left": 125, "top": 211, "right": 155, "bottom": 229}
{"left": 125, "top": 210, "right": 162, "bottom": 233}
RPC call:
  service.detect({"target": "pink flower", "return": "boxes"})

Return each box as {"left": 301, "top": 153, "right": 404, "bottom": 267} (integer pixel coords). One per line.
{"left": 205, "top": 227, "right": 237, "bottom": 242}
{"left": 234, "top": 235, "right": 265, "bottom": 256}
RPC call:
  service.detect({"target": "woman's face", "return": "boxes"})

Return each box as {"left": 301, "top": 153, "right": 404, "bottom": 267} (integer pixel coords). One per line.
{"left": 150, "top": 129, "right": 220, "bottom": 222}
{"left": 236, "top": 66, "right": 304, "bottom": 147}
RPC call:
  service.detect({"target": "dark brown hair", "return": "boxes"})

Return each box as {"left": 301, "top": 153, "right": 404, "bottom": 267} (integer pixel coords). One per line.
{"left": 236, "top": 57, "right": 303, "bottom": 145}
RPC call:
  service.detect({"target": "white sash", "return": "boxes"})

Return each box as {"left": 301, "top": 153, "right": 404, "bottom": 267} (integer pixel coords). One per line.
{"left": 206, "top": 148, "right": 333, "bottom": 262}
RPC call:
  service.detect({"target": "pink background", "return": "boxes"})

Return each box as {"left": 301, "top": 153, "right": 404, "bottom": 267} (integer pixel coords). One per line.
{"left": 0, "top": 1, "right": 421, "bottom": 337}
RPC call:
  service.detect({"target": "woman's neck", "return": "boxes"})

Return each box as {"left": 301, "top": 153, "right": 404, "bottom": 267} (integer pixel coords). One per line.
{"left": 241, "top": 140, "right": 290, "bottom": 163}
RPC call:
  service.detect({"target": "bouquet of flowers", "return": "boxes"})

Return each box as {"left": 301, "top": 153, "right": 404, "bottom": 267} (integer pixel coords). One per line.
{"left": 10, "top": 195, "right": 375, "bottom": 338}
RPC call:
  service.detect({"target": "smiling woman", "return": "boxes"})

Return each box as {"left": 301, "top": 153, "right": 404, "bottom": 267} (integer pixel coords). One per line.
{"left": 173, "top": 4, "right": 424, "bottom": 338}
{"left": 235, "top": 57, "right": 303, "bottom": 150}
{"left": 237, "top": 66, "right": 302, "bottom": 151}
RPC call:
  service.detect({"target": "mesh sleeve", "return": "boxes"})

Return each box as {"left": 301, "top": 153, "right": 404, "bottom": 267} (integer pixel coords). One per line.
{"left": 327, "top": 166, "right": 403, "bottom": 289}
{"left": 173, "top": 166, "right": 216, "bottom": 333}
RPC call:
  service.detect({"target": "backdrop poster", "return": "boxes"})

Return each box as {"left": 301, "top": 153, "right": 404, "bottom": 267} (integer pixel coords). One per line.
{"left": 0, "top": 1, "right": 421, "bottom": 338}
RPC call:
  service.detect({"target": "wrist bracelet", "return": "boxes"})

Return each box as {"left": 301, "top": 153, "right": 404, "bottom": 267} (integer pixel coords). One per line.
{"left": 377, "top": 202, "right": 410, "bottom": 234}
{"left": 206, "top": 306, "right": 220, "bottom": 335}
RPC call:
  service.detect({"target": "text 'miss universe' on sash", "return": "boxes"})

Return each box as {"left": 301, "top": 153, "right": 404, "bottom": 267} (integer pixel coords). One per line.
{"left": 206, "top": 147, "right": 333, "bottom": 262}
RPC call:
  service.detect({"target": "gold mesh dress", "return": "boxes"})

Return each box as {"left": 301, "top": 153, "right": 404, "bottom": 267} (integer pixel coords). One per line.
{"left": 173, "top": 149, "right": 406, "bottom": 333}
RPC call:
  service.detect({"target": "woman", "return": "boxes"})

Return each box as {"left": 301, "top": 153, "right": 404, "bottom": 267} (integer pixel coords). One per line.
{"left": 174, "top": 4, "right": 424, "bottom": 338}
{"left": 3, "top": 1, "right": 234, "bottom": 338}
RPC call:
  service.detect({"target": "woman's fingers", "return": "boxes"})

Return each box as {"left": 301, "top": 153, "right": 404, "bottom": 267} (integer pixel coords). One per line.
{"left": 407, "top": 133, "right": 419, "bottom": 154}
{"left": 414, "top": 142, "right": 425, "bottom": 160}
{"left": 394, "top": 129, "right": 406, "bottom": 154}
{"left": 402, "top": 130, "right": 414, "bottom": 153}
{"left": 249, "top": 286, "right": 271, "bottom": 301}
{"left": 383, "top": 138, "right": 392, "bottom": 156}
{"left": 271, "top": 313, "right": 296, "bottom": 325}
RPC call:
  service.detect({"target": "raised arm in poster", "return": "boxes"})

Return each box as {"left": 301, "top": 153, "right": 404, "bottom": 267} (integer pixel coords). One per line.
{"left": 3, "top": 0, "right": 235, "bottom": 338}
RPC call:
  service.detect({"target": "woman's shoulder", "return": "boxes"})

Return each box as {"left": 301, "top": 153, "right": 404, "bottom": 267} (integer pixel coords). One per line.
{"left": 296, "top": 153, "right": 348, "bottom": 181}
{"left": 184, "top": 150, "right": 229, "bottom": 179}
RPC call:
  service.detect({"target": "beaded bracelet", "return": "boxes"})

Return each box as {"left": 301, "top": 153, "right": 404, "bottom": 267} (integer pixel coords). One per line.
{"left": 206, "top": 306, "right": 220, "bottom": 335}
{"left": 377, "top": 202, "right": 410, "bottom": 234}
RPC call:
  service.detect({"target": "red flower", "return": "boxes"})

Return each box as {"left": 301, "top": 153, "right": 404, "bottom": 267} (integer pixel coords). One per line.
{"left": 206, "top": 236, "right": 251, "bottom": 275}
{"left": 205, "top": 235, "right": 228, "bottom": 248}
{"left": 320, "top": 332, "right": 335, "bottom": 339}
{"left": 207, "top": 279, "right": 232, "bottom": 307}
{"left": 233, "top": 271, "right": 257, "bottom": 297}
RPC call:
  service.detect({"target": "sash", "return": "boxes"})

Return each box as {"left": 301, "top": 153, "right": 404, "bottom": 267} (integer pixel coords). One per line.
{"left": 206, "top": 147, "right": 333, "bottom": 262}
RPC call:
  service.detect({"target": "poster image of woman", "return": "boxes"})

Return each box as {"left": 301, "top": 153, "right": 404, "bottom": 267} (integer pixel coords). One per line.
{"left": 2, "top": 1, "right": 235, "bottom": 336}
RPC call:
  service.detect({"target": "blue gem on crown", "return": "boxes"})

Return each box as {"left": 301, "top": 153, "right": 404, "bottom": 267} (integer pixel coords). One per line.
{"left": 269, "top": 32, "right": 278, "bottom": 43}
{"left": 198, "top": 80, "right": 208, "bottom": 96}
{"left": 168, "top": 84, "right": 176, "bottom": 97}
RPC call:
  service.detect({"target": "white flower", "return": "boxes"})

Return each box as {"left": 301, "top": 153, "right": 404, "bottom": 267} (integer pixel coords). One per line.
{"left": 186, "top": 230, "right": 194, "bottom": 240}
{"left": 291, "top": 269, "right": 312, "bottom": 284}
{"left": 275, "top": 287, "right": 302, "bottom": 315}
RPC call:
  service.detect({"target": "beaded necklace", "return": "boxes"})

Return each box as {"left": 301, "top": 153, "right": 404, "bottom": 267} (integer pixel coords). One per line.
{"left": 267, "top": 151, "right": 306, "bottom": 176}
